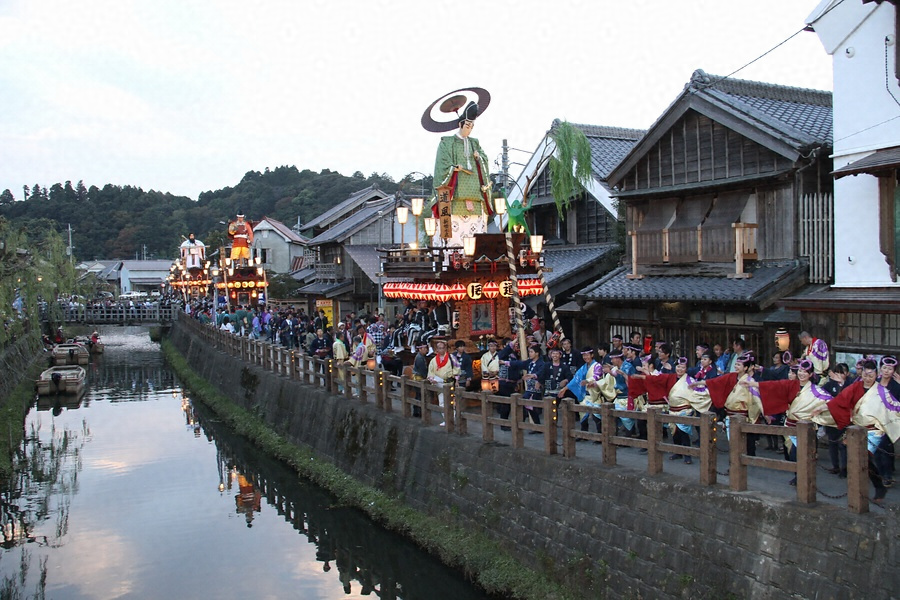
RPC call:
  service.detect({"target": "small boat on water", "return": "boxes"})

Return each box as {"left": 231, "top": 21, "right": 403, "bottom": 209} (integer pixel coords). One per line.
{"left": 36, "top": 365, "right": 86, "bottom": 395}
{"left": 51, "top": 343, "right": 90, "bottom": 366}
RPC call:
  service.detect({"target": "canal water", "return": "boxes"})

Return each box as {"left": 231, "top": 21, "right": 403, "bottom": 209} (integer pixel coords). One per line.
{"left": 0, "top": 328, "right": 490, "bottom": 599}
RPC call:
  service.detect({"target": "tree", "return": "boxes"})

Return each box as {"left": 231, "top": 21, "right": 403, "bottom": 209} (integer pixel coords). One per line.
{"left": 0, "top": 190, "right": 13, "bottom": 206}
{"left": 512, "top": 120, "right": 593, "bottom": 220}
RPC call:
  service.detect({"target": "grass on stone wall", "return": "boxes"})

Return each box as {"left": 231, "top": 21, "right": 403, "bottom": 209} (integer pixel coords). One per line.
{"left": 162, "top": 339, "right": 576, "bottom": 600}
{"left": 0, "top": 362, "right": 43, "bottom": 482}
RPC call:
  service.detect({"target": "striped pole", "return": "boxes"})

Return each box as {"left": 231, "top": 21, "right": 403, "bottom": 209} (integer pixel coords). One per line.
{"left": 536, "top": 261, "right": 564, "bottom": 341}
{"left": 505, "top": 232, "right": 528, "bottom": 356}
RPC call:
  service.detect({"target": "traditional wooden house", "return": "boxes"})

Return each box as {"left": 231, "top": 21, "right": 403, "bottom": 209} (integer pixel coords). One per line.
{"left": 573, "top": 69, "right": 834, "bottom": 358}
{"left": 506, "top": 122, "right": 644, "bottom": 333}
{"left": 776, "top": 1, "right": 900, "bottom": 359}
{"left": 296, "top": 187, "right": 413, "bottom": 321}
{"left": 250, "top": 216, "right": 310, "bottom": 275}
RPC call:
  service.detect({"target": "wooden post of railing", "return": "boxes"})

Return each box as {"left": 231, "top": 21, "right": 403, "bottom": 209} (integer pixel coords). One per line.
{"left": 343, "top": 364, "right": 352, "bottom": 401}
{"left": 846, "top": 426, "right": 869, "bottom": 514}
{"left": 301, "top": 354, "right": 311, "bottom": 385}
{"left": 601, "top": 403, "right": 616, "bottom": 466}
{"left": 422, "top": 384, "right": 433, "bottom": 426}
{"left": 358, "top": 368, "right": 368, "bottom": 404}
{"left": 481, "top": 393, "right": 493, "bottom": 442}
{"left": 562, "top": 400, "right": 576, "bottom": 458}
{"left": 647, "top": 407, "right": 662, "bottom": 475}
{"left": 626, "top": 231, "right": 642, "bottom": 280}
{"left": 375, "top": 370, "right": 385, "bottom": 410}
{"left": 544, "top": 396, "right": 557, "bottom": 455}
{"left": 699, "top": 411, "right": 717, "bottom": 486}
{"left": 729, "top": 416, "right": 748, "bottom": 491}
{"left": 400, "top": 377, "right": 411, "bottom": 418}
{"left": 796, "top": 421, "right": 816, "bottom": 504}
{"left": 509, "top": 394, "right": 523, "bottom": 449}
{"left": 455, "top": 389, "right": 467, "bottom": 435}
{"left": 696, "top": 224, "right": 703, "bottom": 262}
{"left": 326, "top": 359, "right": 334, "bottom": 394}
{"left": 289, "top": 350, "right": 298, "bottom": 381}
{"left": 381, "top": 371, "right": 394, "bottom": 412}
{"left": 444, "top": 382, "right": 454, "bottom": 433}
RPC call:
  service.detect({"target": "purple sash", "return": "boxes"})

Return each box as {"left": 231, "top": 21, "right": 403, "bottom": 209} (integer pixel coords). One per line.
{"left": 810, "top": 384, "right": 832, "bottom": 402}
{"left": 878, "top": 385, "right": 900, "bottom": 413}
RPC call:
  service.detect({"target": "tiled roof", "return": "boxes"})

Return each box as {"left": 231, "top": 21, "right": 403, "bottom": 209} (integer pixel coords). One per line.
{"left": 608, "top": 69, "right": 832, "bottom": 189}
{"left": 257, "top": 217, "right": 308, "bottom": 244}
{"left": 296, "top": 280, "right": 353, "bottom": 297}
{"left": 695, "top": 70, "right": 833, "bottom": 147}
{"left": 833, "top": 145, "right": 900, "bottom": 178}
{"left": 301, "top": 185, "right": 388, "bottom": 232}
{"left": 541, "top": 243, "right": 620, "bottom": 289}
{"left": 566, "top": 122, "right": 646, "bottom": 181}
{"left": 307, "top": 198, "right": 396, "bottom": 245}
{"left": 121, "top": 260, "right": 173, "bottom": 272}
{"left": 576, "top": 260, "right": 807, "bottom": 306}
{"left": 290, "top": 266, "right": 315, "bottom": 281}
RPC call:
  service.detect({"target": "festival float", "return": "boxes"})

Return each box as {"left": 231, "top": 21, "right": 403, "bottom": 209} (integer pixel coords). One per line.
{"left": 381, "top": 87, "right": 591, "bottom": 370}
{"left": 168, "top": 215, "right": 269, "bottom": 311}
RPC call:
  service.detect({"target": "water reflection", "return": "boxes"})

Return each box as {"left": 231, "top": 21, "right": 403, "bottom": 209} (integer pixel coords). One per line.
{"left": 189, "top": 395, "right": 489, "bottom": 599}
{"left": 0, "top": 328, "right": 490, "bottom": 599}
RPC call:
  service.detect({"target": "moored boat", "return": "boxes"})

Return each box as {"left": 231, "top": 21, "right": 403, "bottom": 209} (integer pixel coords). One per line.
{"left": 51, "top": 343, "right": 90, "bottom": 365}
{"left": 36, "top": 365, "right": 86, "bottom": 395}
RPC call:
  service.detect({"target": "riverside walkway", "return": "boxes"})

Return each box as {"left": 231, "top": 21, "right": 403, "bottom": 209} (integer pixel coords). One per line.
{"left": 177, "top": 312, "right": 892, "bottom": 513}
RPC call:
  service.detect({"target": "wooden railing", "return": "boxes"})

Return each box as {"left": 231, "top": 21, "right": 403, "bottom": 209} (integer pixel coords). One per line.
{"left": 178, "top": 313, "right": 872, "bottom": 513}
{"left": 59, "top": 304, "right": 177, "bottom": 324}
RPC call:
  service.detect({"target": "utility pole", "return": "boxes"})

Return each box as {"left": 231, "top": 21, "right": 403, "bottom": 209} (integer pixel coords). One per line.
{"left": 501, "top": 138, "right": 510, "bottom": 185}
{"left": 67, "top": 224, "right": 74, "bottom": 264}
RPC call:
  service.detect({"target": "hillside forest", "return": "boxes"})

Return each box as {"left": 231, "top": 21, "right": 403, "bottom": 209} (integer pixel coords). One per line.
{"left": 0, "top": 167, "right": 433, "bottom": 262}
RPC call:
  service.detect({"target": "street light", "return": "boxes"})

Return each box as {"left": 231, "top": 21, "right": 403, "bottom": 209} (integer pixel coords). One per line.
{"left": 424, "top": 217, "right": 437, "bottom": 242}
{"left": 411, "top": 197, "right": 424, "bottom": 246}
{"left": 396, "top": 205, "right": 409, "bottom": 248}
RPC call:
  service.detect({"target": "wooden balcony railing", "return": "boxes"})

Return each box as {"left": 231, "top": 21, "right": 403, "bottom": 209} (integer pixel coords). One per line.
{"left": 629, "top": 222, "right": 758, "bottom": 279}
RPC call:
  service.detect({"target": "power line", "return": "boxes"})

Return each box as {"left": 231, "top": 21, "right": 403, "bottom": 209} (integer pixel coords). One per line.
{"left": 706, "top": 0, "right": 849, "bottom": 89}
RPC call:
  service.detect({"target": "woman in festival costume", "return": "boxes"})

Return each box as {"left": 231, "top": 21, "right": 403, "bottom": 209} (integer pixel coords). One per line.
{"left": 744, "top": 359, "right": 835, "bottom": 484}
{"left": 427, "top": 340, "right": 461, "bottom": 419}
{"left": 431, "top": 100, "right": 493, "bottom": 247}
{"left": 699, "top": 352, "right": 766, "bottom": 456}
{"left": 813, "top": 357, "right": 900, "bottom": 504}
{"left": 630, "top": 357, "right": 713, "bottom": 463}
{"left": 579, "top": 354, "right": 616, "bottom": 435}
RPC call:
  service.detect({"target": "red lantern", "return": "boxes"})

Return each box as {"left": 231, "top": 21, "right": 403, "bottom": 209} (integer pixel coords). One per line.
{"left": 451, "top": 283, "right": 466, "bottom": 301}
{"left": 483, "top": 281, "right": 499, "bottom": 299}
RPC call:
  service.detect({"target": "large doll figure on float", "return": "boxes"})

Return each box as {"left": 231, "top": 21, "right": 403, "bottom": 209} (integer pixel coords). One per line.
{"left": 422, "top": 87, "right": 495, "bottom": 248}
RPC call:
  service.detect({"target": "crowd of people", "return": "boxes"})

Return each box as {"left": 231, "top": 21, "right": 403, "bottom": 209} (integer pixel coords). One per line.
{"left": 184, "top": 295, "right": 899, "bottom": 506}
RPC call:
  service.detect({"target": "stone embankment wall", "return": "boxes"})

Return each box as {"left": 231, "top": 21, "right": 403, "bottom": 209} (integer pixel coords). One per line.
{"left": 0, "top": 334, "right": 43, "bottom": 400}
{"left": 170, "top": 324, "right": 898, "bottom": 600}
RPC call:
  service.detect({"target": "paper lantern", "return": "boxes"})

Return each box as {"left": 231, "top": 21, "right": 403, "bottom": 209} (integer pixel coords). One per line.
{"left": 483, "top": 281, "right": 499, "bottom": 299}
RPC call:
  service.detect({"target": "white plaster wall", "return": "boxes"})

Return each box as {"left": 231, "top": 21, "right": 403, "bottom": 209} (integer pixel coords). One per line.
{"left": 829, "top": 3, "right": 900, "bottom": 155}
{"left": 833, "top": 152, "right": 897, "bottom": 286}
{"left": 810, "top": 0, "right": 900, "bottom": 287}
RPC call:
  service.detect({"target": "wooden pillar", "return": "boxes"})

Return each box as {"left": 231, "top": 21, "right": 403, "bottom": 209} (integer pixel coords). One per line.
{"left": 455, "top": 389, "right": 467, "bottom": 436}
{"left": 400, "top": 377, "right": 411, "bottom": 419}
{"left": 846, "top": 426, "right": 869, "bottom": 514}
{"left": 699, "top": 411, "right": 717, "bottom": 486}
{"left": 481, "top": 393, "right": 493, "bottom": 442}
{"left": 544, "top": 396, "right": 557, "bottom": 455}
{"left": 509, "top": 393, "right": 523, "bottom": 449}
{"left": 561, "top": 400, "right": 576, "bottom": 458}
{"left": 729, "top": 415, "right": 748, "bottom": 491}
{"left": 796, "top": 421, "right": 817, "bottom": 504}
{"left": 343, "top": 364, "right": 352, "bottom": 401}
{"left": 646, "top": 407, "right": 662, "bottom": 475}
{"left": 601, "top": 403, "right": 616, "bottom": 466}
